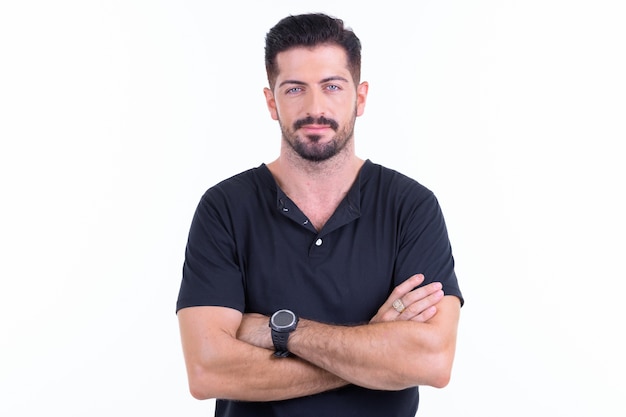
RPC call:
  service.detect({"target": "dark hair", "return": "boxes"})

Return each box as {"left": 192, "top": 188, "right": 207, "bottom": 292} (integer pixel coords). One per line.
{"left": 264, "top": 13, "right": 362, "bottom": 89}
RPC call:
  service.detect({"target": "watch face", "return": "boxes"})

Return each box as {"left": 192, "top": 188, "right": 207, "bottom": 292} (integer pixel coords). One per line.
{"left": 272, "top": 310, "right": 296, "bottom": 329}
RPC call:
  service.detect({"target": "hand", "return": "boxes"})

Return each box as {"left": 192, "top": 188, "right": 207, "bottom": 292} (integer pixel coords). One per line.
{"left": 237, "top": 313, "right": 273, "bottom": 350}
{"left": 370, "top": 274, "right": 444, "bottom": 324}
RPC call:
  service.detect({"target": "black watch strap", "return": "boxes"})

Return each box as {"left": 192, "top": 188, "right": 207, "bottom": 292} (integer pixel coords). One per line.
{"left": 271, "top": 330, "right": 290, "bottom": 357}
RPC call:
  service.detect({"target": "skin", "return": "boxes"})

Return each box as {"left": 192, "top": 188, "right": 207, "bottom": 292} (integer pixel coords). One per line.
{"left": 262, "top": 44, "right": 369, "bottom": 229}
{"left": 177, "top": 44, "right": 461, "bottom": 402}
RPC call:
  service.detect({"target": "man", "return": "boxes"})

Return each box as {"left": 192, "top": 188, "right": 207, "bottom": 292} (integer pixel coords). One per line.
{"left": 177, "top": 13, "right": 463, "bottom": 417}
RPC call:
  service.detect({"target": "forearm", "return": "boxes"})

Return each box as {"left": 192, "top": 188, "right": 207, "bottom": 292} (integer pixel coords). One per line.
{"left": 191, "top": 343, "right": 346, "bottom": 401}
{"left": 179, "top": 287, "right": 459, "bottom": 401}
{"left": 288, "top": 321, "right": 438, "bottom": 390}
{"left": 289, "top": 297, "right": 460, "bottom": 390}
{"left": 179, "top": 308, "right": 347, "bottom": 402}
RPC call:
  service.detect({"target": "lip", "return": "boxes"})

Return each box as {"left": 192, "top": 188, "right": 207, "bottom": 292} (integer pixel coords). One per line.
{"left": 300, "top": 125, "right": 332, "bottom": 132}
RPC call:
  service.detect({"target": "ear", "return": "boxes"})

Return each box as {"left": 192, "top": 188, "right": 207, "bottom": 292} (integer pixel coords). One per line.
{"left": 356, "top": 81, "right": 369, "bottom": 117}
{"left": 263, "top": 87, "right": 279, "bottom": 121}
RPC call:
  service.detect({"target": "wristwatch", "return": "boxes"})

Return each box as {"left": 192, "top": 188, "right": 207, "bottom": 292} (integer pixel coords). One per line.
{"left": 269, "top": 309, "right": 299, "bottom": 357}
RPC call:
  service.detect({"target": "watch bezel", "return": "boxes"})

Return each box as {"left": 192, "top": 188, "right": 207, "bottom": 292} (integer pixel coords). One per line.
{"left": 270, "top": 309, "right": 298, "bottom": 331}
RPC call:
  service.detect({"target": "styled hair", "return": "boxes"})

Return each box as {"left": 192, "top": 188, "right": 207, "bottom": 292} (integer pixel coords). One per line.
{"left": 264, "top": 13, "right": 362, "bottom": 90}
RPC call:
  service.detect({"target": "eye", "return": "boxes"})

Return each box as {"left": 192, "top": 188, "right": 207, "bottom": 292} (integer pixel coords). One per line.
{"left": 326, "top": 84, "right": 341, "bottom": 91}
{"left": 286, "top": 87, "right": 303, "bottom": 94}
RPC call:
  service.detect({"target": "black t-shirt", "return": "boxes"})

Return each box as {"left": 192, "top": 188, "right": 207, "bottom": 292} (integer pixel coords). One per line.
{"left": 177, "top": 160, "right": 463, "bottom": 416}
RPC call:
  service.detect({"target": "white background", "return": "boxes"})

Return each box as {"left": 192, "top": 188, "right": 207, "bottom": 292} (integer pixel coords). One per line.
{"left": 1, "top": 1, "right": 624, "bottom": 415}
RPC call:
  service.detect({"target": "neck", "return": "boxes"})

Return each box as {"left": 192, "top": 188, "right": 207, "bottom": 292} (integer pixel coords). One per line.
{"left": 267, "top": 143, "right": 363, "bottom": 202}
{"left": 267, "top": 152, "right": 364, "bottom": 231}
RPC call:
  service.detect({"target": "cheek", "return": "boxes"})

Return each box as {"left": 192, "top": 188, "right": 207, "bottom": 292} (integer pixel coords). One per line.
{"left": 274, "top": 104, "right": 299, "bottom": 126}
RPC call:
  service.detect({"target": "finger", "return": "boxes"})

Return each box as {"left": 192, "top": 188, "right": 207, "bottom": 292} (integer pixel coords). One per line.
{"left": 409, "top": 305, "right": 438, "bottom": 323}
{"left": 392, "top": 274, "right": 426, "bottom": 297}
{"left": 370, "top": 293, "right": 410, "bottom": 323}
{"left": 401, "top": 281, "right": 443, "bottom": 307}
{"left": 385, "top": 274, "right": 425, "bottom": 308}
{"left": 386, "top": 281, "right": 441, "bottom": 319}
{"left": 397, "top": 288, "right": 444, "bottom": 322}
{"left": 370, "top": 274, "right": 429, "bottom": 324}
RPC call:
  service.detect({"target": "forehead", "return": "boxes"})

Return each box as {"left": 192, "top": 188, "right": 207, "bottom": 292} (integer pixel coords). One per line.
{"left": 274, "top": 44, "right": 351, "bottom": 83}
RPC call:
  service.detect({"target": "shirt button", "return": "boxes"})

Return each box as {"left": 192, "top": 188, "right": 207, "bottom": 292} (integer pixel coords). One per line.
{"left": 315, "top": 238, "right": 323, "bottom": 246}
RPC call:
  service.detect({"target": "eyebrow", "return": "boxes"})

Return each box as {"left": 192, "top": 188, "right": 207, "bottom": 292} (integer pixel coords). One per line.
{"left": 278, "top": 76, "right": 350, "bottom": 88}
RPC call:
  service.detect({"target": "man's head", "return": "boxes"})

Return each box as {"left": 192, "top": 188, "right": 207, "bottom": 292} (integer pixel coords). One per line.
{"left": 263, "top": 14, "right": 368, "bottom": 163}
{"left": 265, "top": 13, "right": 362, "bottom": 91}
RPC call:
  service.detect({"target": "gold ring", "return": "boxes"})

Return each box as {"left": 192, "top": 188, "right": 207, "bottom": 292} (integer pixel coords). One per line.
{"left": 392, "top": 299, "right": 405, "bottom": 313}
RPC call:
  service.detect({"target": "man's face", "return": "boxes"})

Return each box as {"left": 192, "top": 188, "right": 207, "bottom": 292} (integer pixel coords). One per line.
{"left": 264, "top": 45, "right": 368, "bottom": 162}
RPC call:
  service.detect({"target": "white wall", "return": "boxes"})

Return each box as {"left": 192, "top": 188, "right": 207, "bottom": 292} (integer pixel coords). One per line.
{"left": 1, "top": 1, "right": 624, "bottom": 415}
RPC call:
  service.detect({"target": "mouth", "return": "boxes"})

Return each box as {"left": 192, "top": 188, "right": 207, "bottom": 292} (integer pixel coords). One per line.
{"left": 300, "top": 124, "right": 333, "bottom": 133}
{"left": 293, "top": 116, "right": 339, "bottom": 132}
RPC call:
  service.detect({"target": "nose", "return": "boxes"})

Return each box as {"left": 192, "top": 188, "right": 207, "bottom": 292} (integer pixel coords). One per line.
{"left": 305, "top": 89, "right": 326, "bottom": 118}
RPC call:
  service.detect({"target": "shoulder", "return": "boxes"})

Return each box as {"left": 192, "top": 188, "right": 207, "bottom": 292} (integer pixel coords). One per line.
{"left": 200, "top": 164, "right": 274, "bottom": 205}
{"left": 209, "top": 164, "right": 273, "bottom": 193}
{"left": 188, "top": 165, "right": 276, "bottom": 227}
{"left": 360, "top": 160, "right": 436, "bottom": 206}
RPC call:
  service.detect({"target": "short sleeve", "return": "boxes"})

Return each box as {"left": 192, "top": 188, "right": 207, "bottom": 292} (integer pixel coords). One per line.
{"left": 176, "top": 189, "right": 246, "bottom": 313}
{"left": 395, "top": 190, "right": 464, "bottom": 306}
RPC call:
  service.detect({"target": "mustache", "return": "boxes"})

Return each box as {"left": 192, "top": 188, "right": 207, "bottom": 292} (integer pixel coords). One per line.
{"left": 293, "top": 116, "right": 339, "bottom": 131}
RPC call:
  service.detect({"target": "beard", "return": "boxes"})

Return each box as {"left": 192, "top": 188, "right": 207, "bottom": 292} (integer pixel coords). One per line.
{"left": 279, "top": 111, "right": 357, "bottom": 162}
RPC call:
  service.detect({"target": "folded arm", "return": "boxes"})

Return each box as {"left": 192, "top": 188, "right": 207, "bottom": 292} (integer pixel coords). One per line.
{"left": 287, "top": 295, "right": 460, "bottom": 390}
{"left": 177, "top": 305, "right": 347, "bottom": 402}
{"left": 177, "top": 274, "right": 460, "bottom": 401}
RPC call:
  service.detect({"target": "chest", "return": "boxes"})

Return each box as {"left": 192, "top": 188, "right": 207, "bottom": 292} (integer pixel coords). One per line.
{"left": 238, "top": 199, "right": 402, "bottom": 324}
{"left": 289, "top": 195, "right": 345, "bottom": 231}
